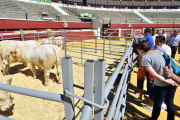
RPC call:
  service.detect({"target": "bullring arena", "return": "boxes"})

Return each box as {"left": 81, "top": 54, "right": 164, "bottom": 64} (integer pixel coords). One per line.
{"left": 1, "top": 0, "right": 180, "bottom": 120}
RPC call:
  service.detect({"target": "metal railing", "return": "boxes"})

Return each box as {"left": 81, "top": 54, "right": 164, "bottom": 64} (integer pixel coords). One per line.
{"left": 0, "top": 30, "right": 137, "bottom": 120}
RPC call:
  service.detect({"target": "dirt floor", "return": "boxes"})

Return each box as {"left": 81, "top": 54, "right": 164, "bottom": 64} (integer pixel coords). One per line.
{"left": 125, "top": 52, "right": 180, "bottom": 120}
{"left": 0, "top": 39, "right": 131, "bottom": 120}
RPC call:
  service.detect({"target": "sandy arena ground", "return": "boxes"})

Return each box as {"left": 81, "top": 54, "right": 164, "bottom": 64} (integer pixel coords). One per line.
{"left": 0, "top": 39, "right": 131, "bottom": 120}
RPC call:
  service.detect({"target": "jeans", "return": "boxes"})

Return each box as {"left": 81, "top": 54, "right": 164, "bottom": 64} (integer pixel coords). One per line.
{"left": 150, "top": 85, "right": 177, "bottom": 120}
{"left": 149, "top": 84, "right": 154, "bottom": 100}
{"left": 170, "top": 46, "right": 177, "bottom": 59}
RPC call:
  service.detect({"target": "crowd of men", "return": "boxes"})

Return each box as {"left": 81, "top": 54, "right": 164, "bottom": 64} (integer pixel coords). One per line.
{"left": 135, "top": 28, "right": 180, "bottom": 120}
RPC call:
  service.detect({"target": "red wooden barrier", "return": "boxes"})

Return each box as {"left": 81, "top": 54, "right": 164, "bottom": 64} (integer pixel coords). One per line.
{"left": 0, "top": 19, "right": 91, "bottom": 31}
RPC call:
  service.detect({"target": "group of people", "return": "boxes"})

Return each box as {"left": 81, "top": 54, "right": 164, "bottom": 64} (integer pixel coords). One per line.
{"left": 135, "top": 28, "right": 180, "bottom": 120}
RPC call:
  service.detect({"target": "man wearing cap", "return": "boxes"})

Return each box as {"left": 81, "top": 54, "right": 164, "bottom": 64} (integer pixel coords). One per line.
{"left": 167, "top": 29, "right": 180, "bottom": 59}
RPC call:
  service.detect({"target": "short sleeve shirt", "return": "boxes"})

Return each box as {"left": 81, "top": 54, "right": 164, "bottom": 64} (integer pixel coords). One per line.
{"left": 142, "top": 50, "right": 173, "bottom": 86}
{"left": 167, "top": 34, "right": 180, "bottom": 46}
{"left": 151, "top": 44, "right": 171, "bottom": 56}
{"left": 151, "top": 33, "right": 158, "bottom": 45}
{"left": 144, "top": 34, "right": 154, "bottom": 48}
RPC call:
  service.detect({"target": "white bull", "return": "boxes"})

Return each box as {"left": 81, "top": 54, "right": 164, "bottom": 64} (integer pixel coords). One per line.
{"left": 0, "top": 78, "right": 13, "bottom": 111}
{"left": 41, "top": 36, "right": 64, "bottom": 49}
{"left": 4, "top": 44, "right": 62, "bottom": 86}
{"left": 0, "top": 40, "right": 43, "bottom": 75}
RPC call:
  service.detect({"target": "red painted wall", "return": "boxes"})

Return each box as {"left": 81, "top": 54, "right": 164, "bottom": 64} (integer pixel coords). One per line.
{"left": 0, "top": 19, "right": 91, "bottom": 31}
{"left": 110, "top": 23, "right": 180, "bottom": 29}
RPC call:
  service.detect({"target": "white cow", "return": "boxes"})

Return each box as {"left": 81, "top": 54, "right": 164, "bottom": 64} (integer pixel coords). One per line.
{"left": 0, "top": 78, "right": 13, "bottom": 111}
{"left": 4, "top": 44, "right": 62, "bottom": 86}
{"left": 0, "top": 40, "right": 43, "bottom": 75}
{"left": 41, "top": 36, "right": 64, "bottom": 49}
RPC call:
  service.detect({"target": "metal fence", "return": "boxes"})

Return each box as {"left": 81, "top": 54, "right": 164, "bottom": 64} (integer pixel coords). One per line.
{"left": 0, "top": 30, "right": 133, "bottom": 65}
{"left": 0, "top": 30, "right": 137, "bottom": 120}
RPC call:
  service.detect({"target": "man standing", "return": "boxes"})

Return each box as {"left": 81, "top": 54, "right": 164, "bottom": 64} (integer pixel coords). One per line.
{"left": 148, "top": 35, "right": 171, "bottom": 111}
{"left": 151, "top": 36, "right": 171, "bottom": 55}
{"left": 144, "top": 28, "right": 154, "bottom": 48}
{"left": 167, "top": 29, "right": 180, "bottom": 58}
{"left": 151, "top": 27, "right": 158, "bottom": 45}
{"left": 161, "top": 29, "right": 167, "bottom": 39}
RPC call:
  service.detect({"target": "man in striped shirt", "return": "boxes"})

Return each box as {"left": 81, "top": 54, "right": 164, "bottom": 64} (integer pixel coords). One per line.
{"left": 167, "top": 29, "right": 180, "bottom": 58}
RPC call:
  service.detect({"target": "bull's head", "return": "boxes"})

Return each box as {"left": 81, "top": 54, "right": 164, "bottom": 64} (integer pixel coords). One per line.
{"left": 2, "top": 49, "right": 17, "bottom": 67}
{"left": 0, "top": 78, "right": 13, "bottom": 111}
{"left": 10, "top": 49, "right": 17, "bottom": 58}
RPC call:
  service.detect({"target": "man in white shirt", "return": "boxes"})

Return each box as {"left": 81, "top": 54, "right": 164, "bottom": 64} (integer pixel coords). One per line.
{"left": 167, "top": 29, "right": 180, "bottom": 58}
{"left": 151, "top": 35, "right": 171, "bottom": 56}
{"left": 151, "top": 27, "right": 158, "bottom": 45}
{"left": 161, "top": 30, "right": 167, "bottom": 39}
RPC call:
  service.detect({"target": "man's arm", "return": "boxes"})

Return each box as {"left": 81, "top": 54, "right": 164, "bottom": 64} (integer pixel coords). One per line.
{"left": 166, "top": 36, "right": 170, "bottom": 45}
{"left": 145, "top": 66, "right": 178, "bottom": 86}
{"left": 163, "top": 64, "right": 180, "bottom": 85}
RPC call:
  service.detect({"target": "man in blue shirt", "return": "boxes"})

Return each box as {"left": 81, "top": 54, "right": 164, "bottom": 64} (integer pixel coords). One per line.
{"left": 144, "top": 28, "right": 154, "bottom": 48}
{"left": 167, "top": 29, "right": 180, "bottom": 59}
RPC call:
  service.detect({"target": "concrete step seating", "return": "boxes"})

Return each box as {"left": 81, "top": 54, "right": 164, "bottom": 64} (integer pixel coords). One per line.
{"left": 62, "top": 7, "right": 147, "bottom": 24}
{"left": 0, "top": 0, "right": 38, "bottom": 20}
{"left": 18, "top": 1, "right": 63, "bottom": 20}
{"left": 60, "top": 7, "right": 81, "bottom": 22}
{"left": 140, "top": 11, "right": 180, "bottom": 23}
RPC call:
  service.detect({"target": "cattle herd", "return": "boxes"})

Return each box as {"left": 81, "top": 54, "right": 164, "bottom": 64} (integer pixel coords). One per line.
{"left": 0, "top": 36, "right": 64, "bottom": 112}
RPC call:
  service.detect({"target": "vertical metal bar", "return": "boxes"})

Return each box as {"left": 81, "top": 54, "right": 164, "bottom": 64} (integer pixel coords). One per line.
{"left": 80, "top": 60, "right": 94, "bottom": 120}
{"left": 64, "top": 31, "right": 67, "bottom": 57}
{"left": 103, "top": 37, "right": 105, "bottom": 60}
{"left": 80, "top": 105, "right": 92, "bottom": 120}
{"left": 72, "top": 31, "right": 74, "bottom": 47}
{"left": 109, "top": 36, "right": 111, "bottom": 54}
{"left": 48, "top": 32, "right": 50, "bottom": 44}
{"left": 1, "top": 34, "right": 3, "bottom": 41}
{"left": 81, "top": 35, "right": 83, "bottom": 64}
{"left": 95, "top": 36, "right": 97, "bottom": 53}
{"left": 34, "top": 33, "right": 35, "bottom": 40}
{"left": 125, "top": 37, "right": 127, "bottom": 53}
{"left": 62, "top": 57, "right": 75, "bottom": 120}
{"left": 84, "top": 60, "right": 94, "bottom": 104}
{"left": 38, "top": 32, "right": 39, "bottom": 40}
{"left": 25, "top": 13, "right": 28, "bottom": 19}
{"left": 83, "top": 31, "right": 85, "bottom": 47}
{"left": 94, "top": 59, "right": 106, "bottom": 120}
{"left": 20, "top": 29, "right": 24, "bottom": 41}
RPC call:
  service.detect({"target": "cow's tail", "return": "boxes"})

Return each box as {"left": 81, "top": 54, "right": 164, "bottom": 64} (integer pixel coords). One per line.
{"left": 51, "top": 45, "right": 62, "bottom": 83}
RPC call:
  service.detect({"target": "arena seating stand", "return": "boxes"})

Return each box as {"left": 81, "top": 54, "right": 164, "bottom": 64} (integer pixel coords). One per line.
{"left": 18, "top": 1, "right": 63, "bottom": 20}
{"left": 0, "top": 0, "right": 39, "bottom": 20}
{"left": 61, "top": 7, "right": 147, "bottom": 24}
{"left": 59, "top": 7, "right": 81, "bottom": 22}
{"left": 140, "top": 11, "right": 180, "bottom": 23}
